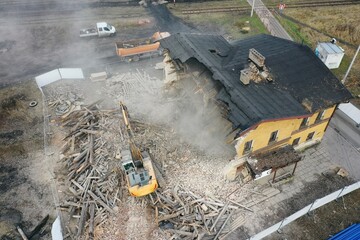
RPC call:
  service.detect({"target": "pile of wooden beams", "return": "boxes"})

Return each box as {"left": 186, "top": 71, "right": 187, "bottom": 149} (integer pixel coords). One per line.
{"left": 56, "top": 102, "right": 125, "bottom": 239}
{"left": 149, "top": 185, "right": 246, "bottom": 240}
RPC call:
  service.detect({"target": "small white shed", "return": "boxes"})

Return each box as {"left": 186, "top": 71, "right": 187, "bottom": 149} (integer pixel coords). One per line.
{"left": 315, "top": 42, "right": 344, "bottom": 69}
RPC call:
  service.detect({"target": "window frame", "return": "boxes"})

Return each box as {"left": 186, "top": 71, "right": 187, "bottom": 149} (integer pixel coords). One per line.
{"left": 268, "top": 130, "right": 278, "bottom": 144}
{"left": 292, "top": 137, "right": 300, "bottom": 146}
{"left": 243, "top": 140, "right": 253, "bottom": 154}
{"left": 306, "top": 132, "right": 315, "bottom": 141}
{"left": 300, "top": 117, "right": 309, "bottom": 128}
{"left": 316, "top": 110, "right": 325, "bottom": 122}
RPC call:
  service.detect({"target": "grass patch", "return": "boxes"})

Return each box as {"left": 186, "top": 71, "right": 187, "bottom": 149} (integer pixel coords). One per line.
{"left": 273, "top": 5, "right": 360, "bottom": 97}
{"left": 172, "top": 11, "right": 268, "bottom": 39}
{"left": 275, "top": 14, "right": 311, "bottom": 46}
{"left": 331, "top": 54, "right": 351, "bottom": 80}
{"left": 172, "top": 0, "right": 249, "bottom": 10}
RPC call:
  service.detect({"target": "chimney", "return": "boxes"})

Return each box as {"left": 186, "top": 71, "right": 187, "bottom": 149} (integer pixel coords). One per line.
{"left": 240, "top": 69, "right": 251, "bottom": 85}
{"left": 249, "top": 48, "right": 265, "bottom": 68}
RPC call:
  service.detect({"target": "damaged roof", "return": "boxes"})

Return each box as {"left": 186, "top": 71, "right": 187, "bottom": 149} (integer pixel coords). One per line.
{"left": 248, "top": 145, "right": 302, "bottom": 175}
{"left": 160, "top": 33, "right": 352, "bottom": 135}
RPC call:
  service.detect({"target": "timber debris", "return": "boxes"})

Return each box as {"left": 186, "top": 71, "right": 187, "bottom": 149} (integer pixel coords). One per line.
{"left": 150, "top": 186, "right": 240, "bottom": 240}
{"left": 52, "top": 101, "right": 126, "bottom": 239}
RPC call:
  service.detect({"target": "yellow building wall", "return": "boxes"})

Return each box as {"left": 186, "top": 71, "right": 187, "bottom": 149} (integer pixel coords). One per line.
{"left": 235, "top": 106, "right": 336, "bottom": 157}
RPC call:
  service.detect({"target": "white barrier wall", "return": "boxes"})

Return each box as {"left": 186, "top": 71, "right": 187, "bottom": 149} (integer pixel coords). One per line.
{"left": 35, "top": 68, "right": 84, "bottom": 88}
{"left": 249, "top": 181, "right": 360, "bottom": 240}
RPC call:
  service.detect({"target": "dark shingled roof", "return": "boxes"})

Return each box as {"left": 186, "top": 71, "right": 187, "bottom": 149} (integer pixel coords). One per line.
{"left": 160, "top": 33, "right": 352, "bottom": 134}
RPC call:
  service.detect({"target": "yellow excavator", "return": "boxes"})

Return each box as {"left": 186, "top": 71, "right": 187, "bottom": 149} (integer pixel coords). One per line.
{"left": 119, "top": 102, "right": 158, "bottom": 197}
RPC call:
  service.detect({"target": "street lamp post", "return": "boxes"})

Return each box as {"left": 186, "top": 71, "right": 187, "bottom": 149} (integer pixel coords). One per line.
{"left": 251, "top": 0, "right": 256, "bottom": 17}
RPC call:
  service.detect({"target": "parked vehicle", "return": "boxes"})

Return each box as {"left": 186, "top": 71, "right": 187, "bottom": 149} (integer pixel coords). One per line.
{"left": 80, "top": 22, "right": 116, "bottom": 38}
{"left": 115, "top": 32, "right": 170, "bottom": 61}
{"left": 337, "top": 102, "right": 360, "bottom": 128}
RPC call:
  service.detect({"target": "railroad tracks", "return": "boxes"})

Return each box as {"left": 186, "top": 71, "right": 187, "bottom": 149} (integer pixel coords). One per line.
{"left": 0, "top": 1, "right": 139, "bottom": 13}
{"left": 0, "top": 0, "right": 144, "bottom": 25}
{"left": 181, "top": 0, "right": 360, "bottom": 14}
{"left": 0, "top": 14, "right": 144, "bottom": 26}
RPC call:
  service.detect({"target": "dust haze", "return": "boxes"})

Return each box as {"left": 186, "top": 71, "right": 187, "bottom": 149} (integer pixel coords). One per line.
{"left": 0, "top": 0, "right": 154, "bottom": 86}
{"left": 0, "top": 0, "right": 234, "bottom": 152}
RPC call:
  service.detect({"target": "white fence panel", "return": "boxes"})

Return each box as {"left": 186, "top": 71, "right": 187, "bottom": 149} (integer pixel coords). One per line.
{"left": 338, "top": 182, "right": 360, "bottom": 197}
{"left": 35, "top": 68, "right": 84, "bottom": 89}
{"left": 35, "top": 69, "right": 62, "bottom": 88}
{"left": 282, "top": 204, "right": 311, "bottom": 224}
{"left": 249, "top": 222, "right": 283, "bottom": 240}
{"left": 58, "top": 68, "right": 84, "bottom": 79}
{"left": 248, "top": 181, "right": 360, "bottom": 240}
{"left": 310, "top": 190, "right": 342, "bottom": 211}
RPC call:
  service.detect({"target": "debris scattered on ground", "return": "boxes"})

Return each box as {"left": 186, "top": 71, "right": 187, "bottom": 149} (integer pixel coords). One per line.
{"left": 52, "top": 101, "right": 127, "bottom": 239}
{"left": 149, "top": 185, "right": 249, "bottom": 240}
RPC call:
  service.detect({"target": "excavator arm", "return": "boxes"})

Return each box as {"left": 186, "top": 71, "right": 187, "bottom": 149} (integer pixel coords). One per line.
{"left": 120, "top": 102, "right": 142, "bottom": 162}
{"left": 119, "top": 101, "right": 158, "bottom": 197}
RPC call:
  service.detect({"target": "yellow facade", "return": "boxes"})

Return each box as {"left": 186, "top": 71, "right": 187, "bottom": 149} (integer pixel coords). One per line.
{"left": 235, "top": 105, "right": 336, "bottom": 157}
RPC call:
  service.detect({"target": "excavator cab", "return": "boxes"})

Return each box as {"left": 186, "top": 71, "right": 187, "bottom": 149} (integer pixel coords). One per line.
{"left": 120, "top": 149, "right": 135, "bottom": 173}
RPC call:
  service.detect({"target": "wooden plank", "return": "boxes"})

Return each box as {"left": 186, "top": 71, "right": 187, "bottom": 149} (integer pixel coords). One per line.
{"left": 214, "top": 211, "right": 234, "bottom": 240}
{"left": 77, "top": 201, "right": 89, "bottom": 237}
{"left": 88, "top": 202, "right": 95, "bottom": 240}
{"left": 210, "top": 202, "right": 229, "bottom": 232}
{"left": 229, "top": 200, "right": 253, "bottom": 212}
{"left": 71, "top": 180, "right": 114, "bottom": 213}
{"left": 158, "top": 211, "right": 182, "bottom": 222}
{"left": 16, "top": 226, "right": 28, "bottom": 240}
{"left": 173, "top": 184, "right": 187, "bottom": 213}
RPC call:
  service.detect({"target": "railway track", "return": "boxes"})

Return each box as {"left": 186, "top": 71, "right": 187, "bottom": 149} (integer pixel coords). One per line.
{"left": 0, "top": 13, "right": 144, "bottom": 26}
{"left": 181, "top": 0, "right": 360, "bottom": 14}
{"left": 0, "top": 1, "right": 139, "bottom": 13}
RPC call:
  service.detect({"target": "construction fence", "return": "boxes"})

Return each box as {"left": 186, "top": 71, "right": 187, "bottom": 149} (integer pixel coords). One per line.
{"left": 248, "top": 181, "right": 360, "bottom": 240}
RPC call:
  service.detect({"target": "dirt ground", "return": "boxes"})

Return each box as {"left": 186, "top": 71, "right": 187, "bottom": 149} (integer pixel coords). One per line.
{"left": 0, "top": 80, "right": 54, "bottom": 239}
{"left": 1, "top": 1, "right": 360, "bottom": 240}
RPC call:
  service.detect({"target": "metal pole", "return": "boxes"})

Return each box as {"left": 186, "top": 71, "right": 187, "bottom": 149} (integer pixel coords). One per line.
{"left": 307, "top": 199, "right": 317, "bottom": 215}
{"left": 251, "top": 0, "right": 255, "bottom": 17}
{"left": 277, "top": 218, "right": 286, "bottom": 233}
{"left": 291, "top": 161, "right": 298, "bottom": 176}
{"left": 272, "top": 169, "right": 277, "bottom": 183}
{"left": 336, "top": 186, "right": 347, "bottom": 201}
{"left": 342, "top": 45, "right": 360, "bottom": 84}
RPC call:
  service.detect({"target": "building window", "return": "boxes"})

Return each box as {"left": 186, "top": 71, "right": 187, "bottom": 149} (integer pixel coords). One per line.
{"left": 243, "top": 140, "right": 253, "bottom": 154}
{"left": 306, "top": 132, "right": 315, "bottom": 141}
{"left": 292, "top": 137, "right": 300, "bottom": 146}
{"left": 300, "top": 117, "right": 309, "bottom": 128}
{"left": 316, "top": 110, "right": 325, "bottom": 122}
{"left": 269, "top": 130, "right": 278, "bottom": 144}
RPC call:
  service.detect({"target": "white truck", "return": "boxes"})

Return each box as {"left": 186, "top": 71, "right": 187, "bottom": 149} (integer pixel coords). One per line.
{"left": 80, "top": 22, "right": 116, "bottom": 38}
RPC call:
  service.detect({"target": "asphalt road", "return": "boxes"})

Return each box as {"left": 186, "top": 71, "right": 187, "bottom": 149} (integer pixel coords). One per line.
{"left": 329, "top": 110, "right": 360, "bottom": 150}
{"left": 323, "top": 110, "right": 360, "bottom": 180}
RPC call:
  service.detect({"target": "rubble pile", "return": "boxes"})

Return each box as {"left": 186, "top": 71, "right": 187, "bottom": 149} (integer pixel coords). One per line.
{"left": 52, "top": 101, "right": 127, "bottom": 239}
{"left": 105, "top": 69, "right": 163, "bottom": 107}
{"left": 150, "top": 186, "right": 247, "bottom": 240}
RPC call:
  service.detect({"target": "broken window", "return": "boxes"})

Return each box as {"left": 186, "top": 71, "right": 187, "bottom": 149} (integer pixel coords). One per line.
{"left": 243, "top": 140, "right": 253, "bottom": 154}
{"left": 269, "top": 130, "right": 278, "bottom": 143}
{"left": 306, "top": 132, "right": 315, "bottom": 141}
{"left": 316, "top": 110, "right": 325, "bottom": 122}
{"left": 300, "top": 117, "right": 309, "bottom": 128}
{"left": 292, "top": 137, "right": 300, "bottom": 146}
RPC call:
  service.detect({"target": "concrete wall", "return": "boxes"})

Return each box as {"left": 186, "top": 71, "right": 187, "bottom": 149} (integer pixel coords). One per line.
{"left": 235, "top": 106, "right": 336, "bottom": 158}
